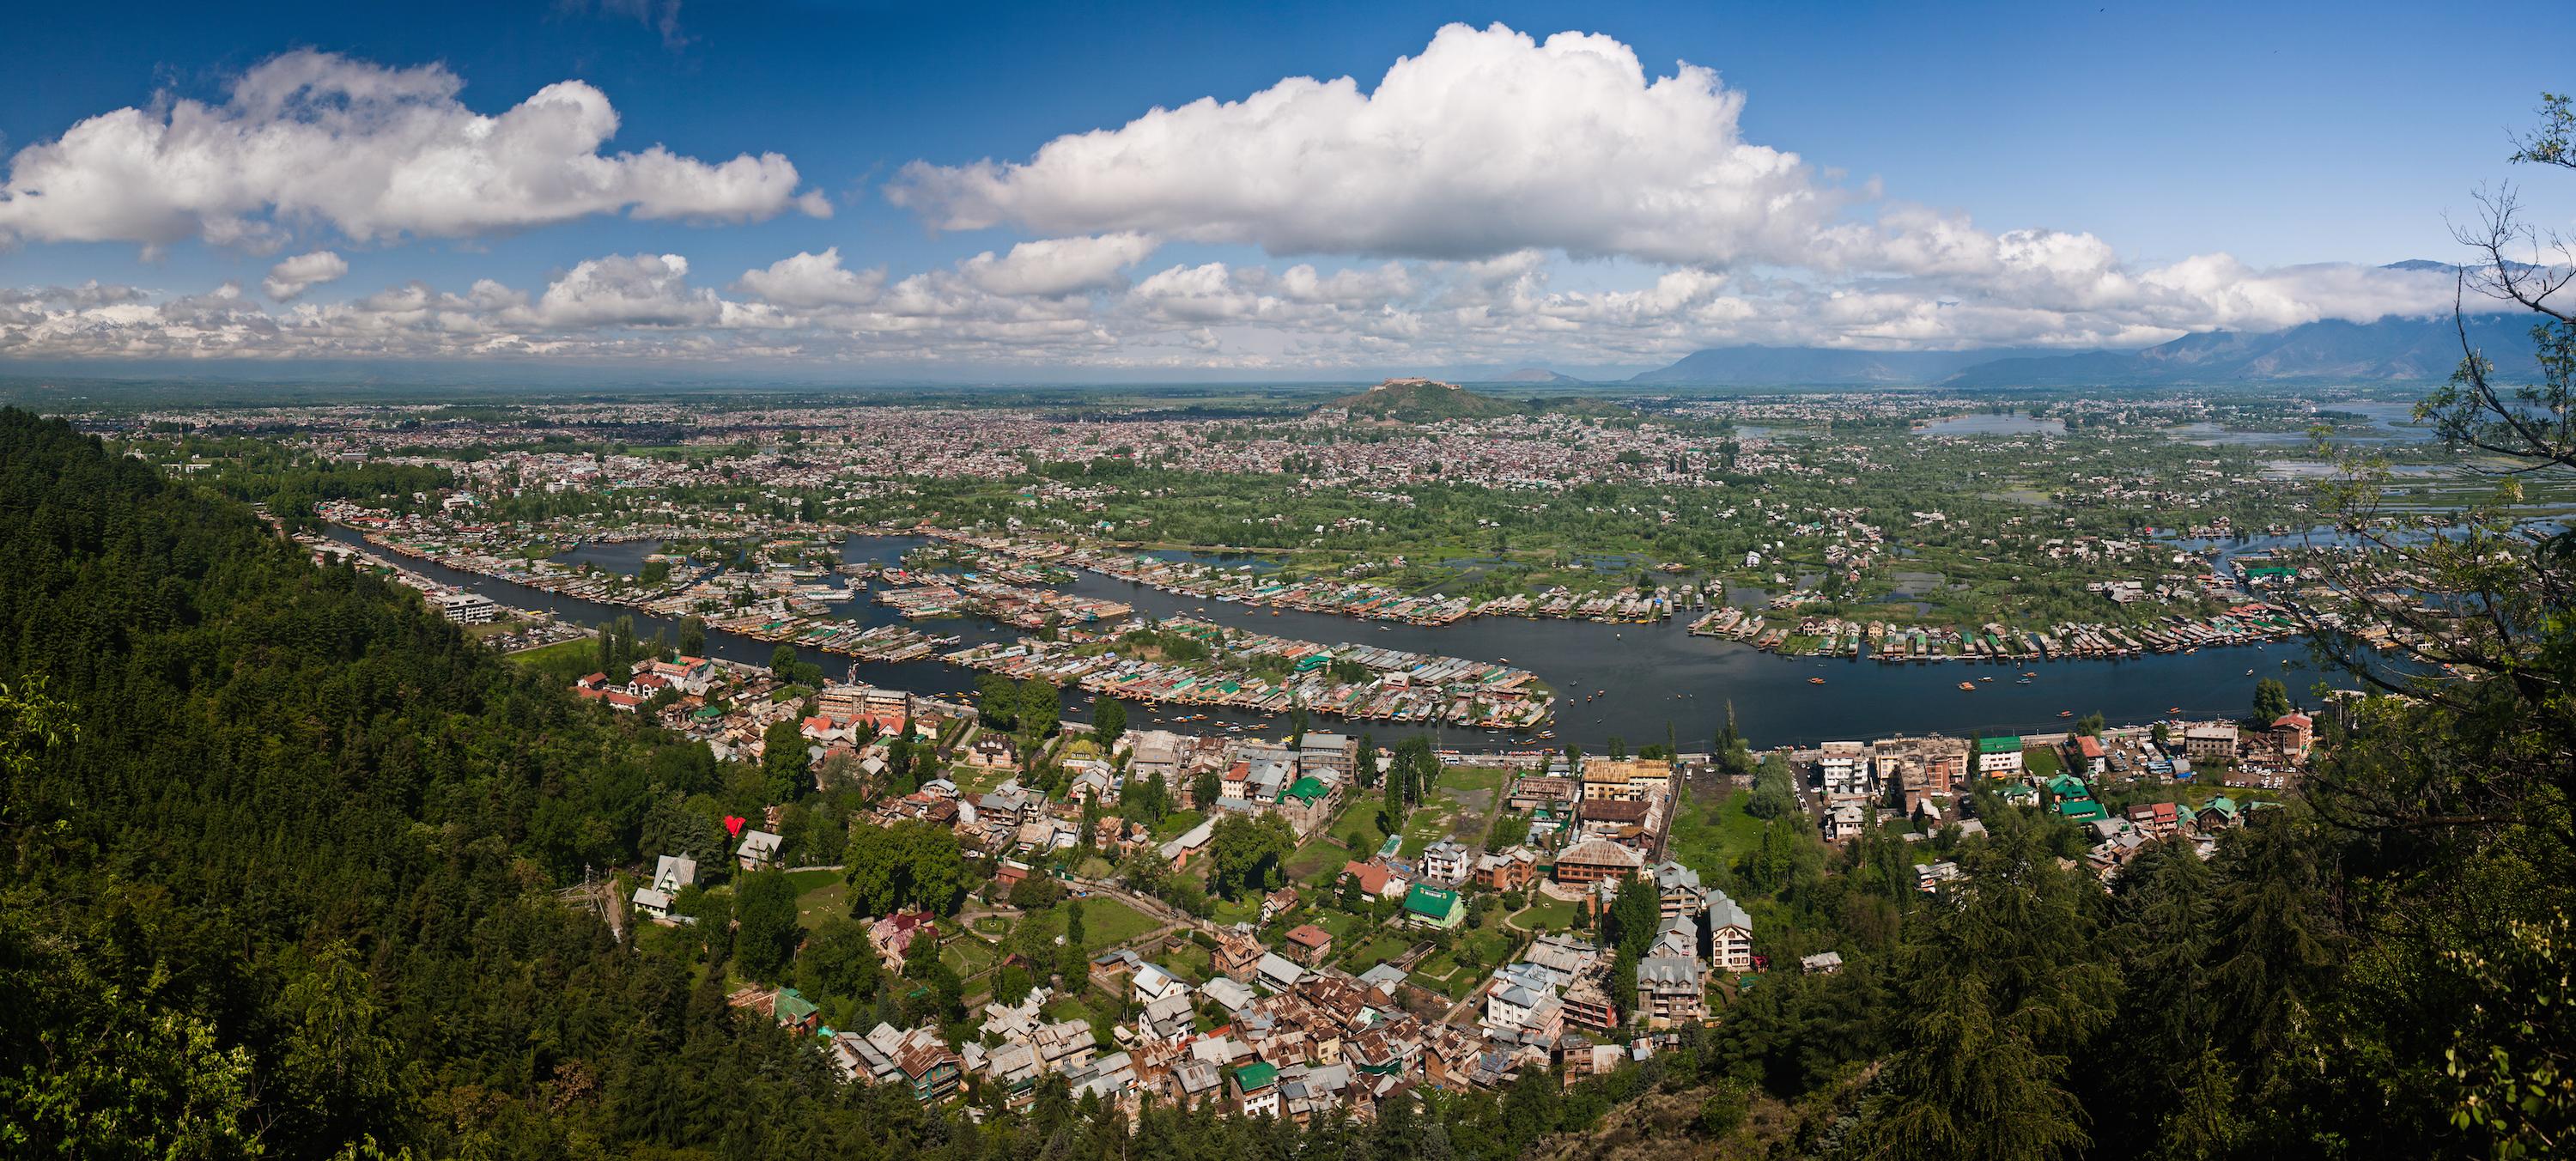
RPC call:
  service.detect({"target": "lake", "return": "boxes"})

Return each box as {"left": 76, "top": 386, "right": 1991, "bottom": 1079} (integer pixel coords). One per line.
{"left": 334, "top": 526, "right": 2356, "bottom": 750}
{"left": 557, "top": 538, "right": 666, "bottom": 574}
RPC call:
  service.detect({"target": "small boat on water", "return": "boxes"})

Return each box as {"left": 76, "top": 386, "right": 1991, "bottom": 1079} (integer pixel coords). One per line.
{"left": 1979, "top": 675, "right": 1995, "bottom": 683}
{"left": 2167, "top": 706, "right": 2183, "bottom": 714}
{"left": 2058, "top": 710, "right": 2075, "bottom": 719}
{"left": 1808, "top": 677, "right": 1826, "bottom": 685}
{"left": 1958, "top": 681, "right": 1978, "bottom": 691}
{"left": 2016, "top": 678, "right": 2032, "bottom": 684}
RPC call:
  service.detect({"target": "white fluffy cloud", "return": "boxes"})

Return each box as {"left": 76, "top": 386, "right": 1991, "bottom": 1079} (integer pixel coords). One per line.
{"left": 261, "top": 250, "right": 349, "bottom": 301}
{"left": 535, "top": 253, "right": 721, "bottom": 328}
{"left": 957, "top": 233, "right": 1157, "bottom": 297}
{"left": 888, "top": 22, "right": 1843, "bottom": 266}
{"left": 0, "top": 27, "right": 2518, "bottom": 371}
{"left": 0, "top": 244, "right": 2500, "bottom": 370}
{"left": 0, "top": 50, "right": 826, "bottom": 251}
{"left": 735, "top": 247, "right": 887, "bottom": 308}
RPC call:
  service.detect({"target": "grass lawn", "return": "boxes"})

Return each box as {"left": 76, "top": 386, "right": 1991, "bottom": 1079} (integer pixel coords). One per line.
{"left": 941, "top": 939, "right": 997, "bottom": 976}
{"left": 1338, "top": 932, "right": 1414, "bottom": 972}
{"left": 1510, "top": 895, "right": 1580, "bottom": 933}
{"left": 953, "top": 763, "right": 1023, "bottom": 795}
{"left": 1408, "top": 956, "right": 1481, "bottom": 1000}
{"left": 787, "top": 868, "right": 847, "bottom": 929}
{"left": 1019, "top": 896, "right": 1165, "bottom": 956}
{"left": 1068, "top": 896, "right": 1163, "bottom": 950}
{"left": 1284, "top": 833, "right": 1353, "bottom": 885}
{"left": 1436, "top": 765, "right": 1510, "bottom": 796}
{"left": 506, "top": 637, "right": 598, "bottom": 684}
{"left": 1667, "top": 787, "right": 1765, "bottom": 880}
{"left": 2023, "top": 747, "right": 2064, "bottom": 778}
{"left": 1208, "top": 894, "right": 1261, "bottom": 927}
{"left": 1309, "top": 909, "right": 1370, "bottom": 943}
{"left": 1151, "top": 810, "right": 1205, "bottom": 842}
{"left": 1163, "top": 944, "right": 1214, "bottom": 983}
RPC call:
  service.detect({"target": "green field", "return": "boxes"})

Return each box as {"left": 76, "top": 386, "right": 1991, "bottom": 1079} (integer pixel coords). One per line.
{"left": 1162, "top": 943, "right": 1214, "bottom": 983}
{"left": 1018, "top": 895, "right": 1164, "bottom": 955}
{"left": 506, "top": 637, "right": 600, "bottom": 684}
{"left": 1509, "top": 895, "right": 1580, "bottom": 932}
{"left": 787, "top": 868, "right": 847, "bottom": 929}
{"left": 1667, "top": 787, "right": 1765, "bottom": 880}
{"left": 1338, "top": 932, "right": 1414, "bottom": 973}
{"left": 1396, "top": 763, "right": 1509, "bottom": 858}
{"left": 2022, "top": 746, "right": 2064, "bottom": 778}
{"left": 1285, "top": 831, "right": 1354, "bottom": 885}
{"left": 942, "top": 938, "right": 996, "bottom": 976}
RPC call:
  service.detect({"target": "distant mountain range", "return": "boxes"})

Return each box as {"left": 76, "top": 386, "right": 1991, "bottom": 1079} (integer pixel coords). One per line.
{"left": 1943, "top": 313, "right": 2535, "bottom": 387}
{"left": 1628, "top": 346, "right": 2073, "bottom": 386}
{"left": 1631, "top": 310, "right": 2542, "bottom": 388}
{"left": 1492, "top": 367, "right": 1588, "bottom": 384}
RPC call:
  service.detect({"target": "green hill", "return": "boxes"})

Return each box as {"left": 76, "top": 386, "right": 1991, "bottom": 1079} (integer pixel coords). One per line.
{"left": 1326, "top": 377, "right": 1534, "bottom": 421}
{"left": 1327, "top": 376, "right": 1635, "bottom": 422}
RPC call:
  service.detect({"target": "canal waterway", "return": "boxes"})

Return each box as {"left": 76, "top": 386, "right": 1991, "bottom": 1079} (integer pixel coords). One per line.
{"left": 330, "top": 526, "right": 2356, "bottom": 750}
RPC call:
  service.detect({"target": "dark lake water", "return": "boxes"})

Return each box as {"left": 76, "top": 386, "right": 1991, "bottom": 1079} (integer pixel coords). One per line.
{"left": 334, "top": 526, "right": 2354, "bottom": 750}
{"left": 556, "top": 538, "right": 665, "bottom": 574}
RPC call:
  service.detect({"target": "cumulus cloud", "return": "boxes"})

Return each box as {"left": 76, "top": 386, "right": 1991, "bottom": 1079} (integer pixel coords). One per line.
{"left": 737, "top": 247, "right": 887, "bottom": 308}
{"left": 535, "top": 253, "right": 720, "bottom": 328}
{"left": 957, "top": 233, "right": 1157, "bottom": 297}
{"left": 0, "top": 27, "right": 2518, "bottom": 371}
{"left": 0, "top": 50, "right": 825, "bottom": 251}
{"left": 0, "top": 246, "right": 2504, "bottom": 371}
{"left": 262, "top": 250, "right": 349, "bottom": 301}
{"left": 888, "top": 22, "right": 1844, "bottom": 266}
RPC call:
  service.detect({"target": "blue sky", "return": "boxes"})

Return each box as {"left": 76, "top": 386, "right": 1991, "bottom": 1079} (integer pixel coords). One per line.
{"left": 1, "top": 0, "right": 2567, "bottom": 376}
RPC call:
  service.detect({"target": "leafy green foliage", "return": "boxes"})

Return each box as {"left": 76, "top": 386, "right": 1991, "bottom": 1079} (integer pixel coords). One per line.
{"left": 734, "top": 870, "right": 803, "bottom": 983}
{"left": 1207, "top": 812, "right": 1296, "bottom": 901}
{"left": 841, "top": 819, "right": 969, "bottom": 917}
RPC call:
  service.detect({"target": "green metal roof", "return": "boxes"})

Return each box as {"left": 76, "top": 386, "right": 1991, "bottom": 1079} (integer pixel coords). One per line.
{"left": 1978, "top": 736, "right": 2023, "bottom": 752}
{"left": 1233, "top": 1061, "right": 1279, "bottom": 1091}
{"left": 1404, "top": 884, "right": 1459, "bottom": 918}
{"left": 1284, "top": 776, "right": 1327, "bottom": 804}
{"left": 773, "top": 988, "right": 819, "bottom": 1023}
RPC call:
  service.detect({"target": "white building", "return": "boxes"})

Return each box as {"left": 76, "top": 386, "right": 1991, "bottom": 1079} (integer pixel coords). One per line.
{"left": 428, "top": 590, "right": 500, "bottom": 625}
{"left": 1818, "top": 741, "right": 1869, "bottom": 799}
